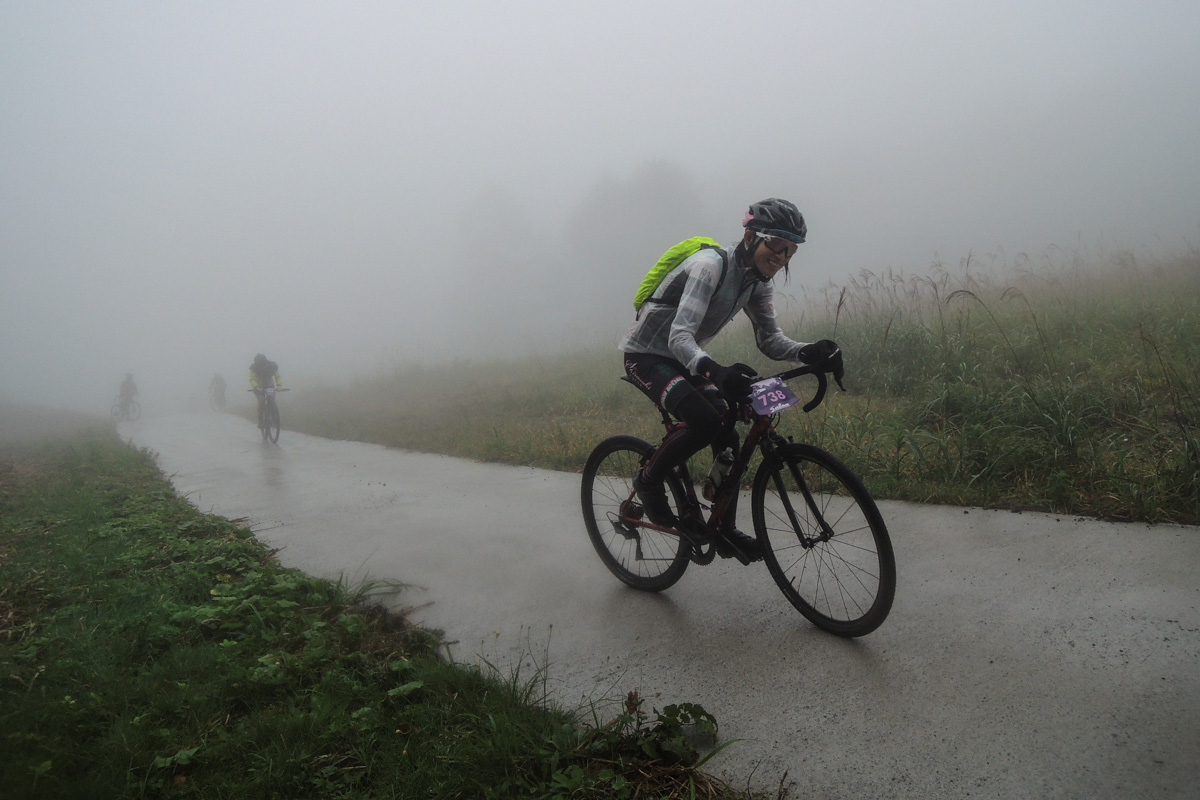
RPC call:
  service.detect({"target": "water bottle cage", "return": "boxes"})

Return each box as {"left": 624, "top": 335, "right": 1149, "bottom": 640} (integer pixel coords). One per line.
{"left": 702, "top": 448, "right": 735, "bottom": 502}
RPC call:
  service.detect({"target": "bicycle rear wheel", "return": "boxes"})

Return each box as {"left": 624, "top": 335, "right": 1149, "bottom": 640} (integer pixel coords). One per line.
{"left": 127, "top": 400, "right": 141, "bottom": 421}
{"left": 581, "top": 435, "right": 690, "bottom": 591}
{"left": 111, "top": 402, "right": 124, "bottom": 421}
{"left": 265, "top": 402, "right": 280, "bottom": 443}
{"left": 752, "top": 443, "right": 895, "bottom": 637}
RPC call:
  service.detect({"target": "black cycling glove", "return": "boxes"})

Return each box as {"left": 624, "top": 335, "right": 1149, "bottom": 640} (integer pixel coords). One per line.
{"left": 698, "top": 357, "right": 759, "bottom": 400}
{"left": 798, "top": 339, "right": 845, "bottom": 388}
{"left": 797, "top": 339, "right": 838, "bottom": 364}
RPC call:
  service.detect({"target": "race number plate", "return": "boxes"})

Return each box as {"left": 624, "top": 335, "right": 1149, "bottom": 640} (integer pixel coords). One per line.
{"left": 749, "top": 377, "right": 800, "bottom": 415}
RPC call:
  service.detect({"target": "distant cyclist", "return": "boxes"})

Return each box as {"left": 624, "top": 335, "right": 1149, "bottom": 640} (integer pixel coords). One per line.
{"left": 248, "top": 354, "right": 283, "bottom": 415}
{"left": 209, "top": 372, "right": 227, "bottom": 410}
{"left": 619, "top": 198, "right": 843, "bottom": 562}
{"left": 118, "top": 373, "right": 138, "bottom": 414}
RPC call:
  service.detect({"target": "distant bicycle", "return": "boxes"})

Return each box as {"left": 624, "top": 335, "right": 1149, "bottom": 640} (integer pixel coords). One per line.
{"left": 209, "top": 386, "right": 226, "bottom": 411}
{"left": 249, "top": 387, "right": 288, "bottom": 442}
{"left": 111, "top": 396, "right": 141, "bottom": 422}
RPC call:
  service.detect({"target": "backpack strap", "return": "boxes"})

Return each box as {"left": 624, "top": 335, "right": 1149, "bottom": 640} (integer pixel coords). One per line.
{"left": 643, "top": 244, "right": 729, "bottom": 310}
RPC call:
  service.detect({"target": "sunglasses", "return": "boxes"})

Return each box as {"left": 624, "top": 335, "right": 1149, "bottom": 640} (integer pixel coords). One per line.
{"left": 758, "top": 233, "right": 799, "bottom": 259}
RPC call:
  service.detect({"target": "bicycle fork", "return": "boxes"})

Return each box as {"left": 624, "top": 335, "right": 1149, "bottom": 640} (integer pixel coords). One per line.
{"left": 769, "top": 457, "right": 836, "bottom": 547}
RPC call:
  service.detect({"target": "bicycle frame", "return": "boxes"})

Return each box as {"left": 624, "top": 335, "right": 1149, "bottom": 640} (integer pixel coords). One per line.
{"left": 248, "top": 386, "right": 288, "bottom": 441}
{"left": 586, "top": 356, "right": 893, "bottom": 635}
{"left": 630, "top": 364, "right": 835, "bottom": 542}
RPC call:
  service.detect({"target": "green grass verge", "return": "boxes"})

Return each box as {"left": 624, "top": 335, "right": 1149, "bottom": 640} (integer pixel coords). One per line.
{"left": 283, "top": 252, "right": 1199, "bottom": 524}
{"left": 0, "top": 421, "right": 746, "bottom": 799}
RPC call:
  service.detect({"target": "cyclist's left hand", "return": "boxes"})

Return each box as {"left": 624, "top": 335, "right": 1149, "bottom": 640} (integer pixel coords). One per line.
{"left": 799, "top": 339, "right": 844, "bottom": 389}
{"left": 798, "top": 339, "right": 838, "bottom": 364}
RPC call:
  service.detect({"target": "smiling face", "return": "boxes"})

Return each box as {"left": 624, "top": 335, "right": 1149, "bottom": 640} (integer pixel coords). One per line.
{"left": 744, "top": 230, "right": 797, "bottom": 280}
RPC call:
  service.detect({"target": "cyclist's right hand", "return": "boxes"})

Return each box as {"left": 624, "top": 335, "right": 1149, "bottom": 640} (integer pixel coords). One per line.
{"left": 699, "top": 358, "right": 758, "bottom": 400}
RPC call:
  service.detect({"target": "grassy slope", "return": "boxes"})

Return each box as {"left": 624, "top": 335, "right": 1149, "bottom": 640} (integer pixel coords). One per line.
{"left": 0, "top": 421, "right": 742, "bottom": 799}
{"left": 285, "top": 254, "right": 1200, "bottom": 524}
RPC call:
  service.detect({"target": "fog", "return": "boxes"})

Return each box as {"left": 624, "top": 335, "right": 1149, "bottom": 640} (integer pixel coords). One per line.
{"left": 3, "top": 1, "right": 1198, "bottom": 414}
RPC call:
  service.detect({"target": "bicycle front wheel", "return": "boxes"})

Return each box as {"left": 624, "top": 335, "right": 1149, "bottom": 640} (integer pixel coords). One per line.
{"left": 752, "top": 443, "right": 895, "bottom": 637}
{"left": 265, "top": 402, "right": 280, "bottom": 443}
{"left": 111, "top": 402, "right": 124, "bottom": 421}
{"left": 581, "top": 435, "right": 690, "bottom": 592}
{"left": 127, "top": 400, "right": 141, "bottom": 421}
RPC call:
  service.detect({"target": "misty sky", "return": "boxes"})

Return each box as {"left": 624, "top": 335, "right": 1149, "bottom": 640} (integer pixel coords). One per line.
{"left": 3, "top": 1, "right": 1198, "bottom": 413}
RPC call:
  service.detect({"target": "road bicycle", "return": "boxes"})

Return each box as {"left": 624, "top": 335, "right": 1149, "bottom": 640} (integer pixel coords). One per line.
{"left": 209, "top": 386, "right": 226, "bottom": 411}
{"left": 249, "top": 387, "right": 288, "bottom": 442}
{"left": 110, "top": 396, "right": 141, "bottom": 422}
{"left": 581, "top": 361, "right": 895, "bottom": 637}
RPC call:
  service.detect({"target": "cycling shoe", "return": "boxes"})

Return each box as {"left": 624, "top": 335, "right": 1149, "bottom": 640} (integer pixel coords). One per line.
{"left": 633, "top": 470, "right": 676, "bottom": 527}
{"left": 716, "top": 527, "right": 763, "bottom": 564}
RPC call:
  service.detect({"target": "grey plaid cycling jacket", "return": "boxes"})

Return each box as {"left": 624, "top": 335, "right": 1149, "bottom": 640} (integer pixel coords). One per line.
{"left": 618, "top": 244, "right": 810, "bottom": 373}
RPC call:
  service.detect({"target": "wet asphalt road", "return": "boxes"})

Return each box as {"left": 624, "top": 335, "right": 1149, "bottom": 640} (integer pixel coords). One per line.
{"left": 123, "top": 412, "right": 1200, "bottom": 799}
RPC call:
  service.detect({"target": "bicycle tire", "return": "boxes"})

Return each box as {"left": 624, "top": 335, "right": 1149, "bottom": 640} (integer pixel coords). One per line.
{"left": 752, "top": 443, "right": 895, "bottom": 637}
{"left": 581, "top": 435, "right": 690, "bottom": 591}
{"left": 111, "top": 402, "right": 124, "bottom": 421}
{"left": 127, "top": 400, "right": 141, "bottom": 421}
{"left": 265, "top": 402, "right": 280, "bottom": 443}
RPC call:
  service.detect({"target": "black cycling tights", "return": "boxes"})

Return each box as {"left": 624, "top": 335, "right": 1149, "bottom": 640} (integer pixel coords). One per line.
{"left": 642, "top": 391, "right": 725, "bottom": 477}
{"left": 624, "top": 352, "right": 743, "bottom": 528}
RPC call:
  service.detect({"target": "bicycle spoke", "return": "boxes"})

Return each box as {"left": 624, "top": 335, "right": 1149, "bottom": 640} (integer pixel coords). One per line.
{"left": 753, "top": 444, "right": 895, "bottom": 637}
{"left": 582, "top": 436, "right": 690, "bottom": 592}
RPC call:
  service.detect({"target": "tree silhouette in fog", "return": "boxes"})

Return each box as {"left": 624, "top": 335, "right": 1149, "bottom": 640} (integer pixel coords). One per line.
{"left": 559, "top": 161, "right": 723, "bottom": 342}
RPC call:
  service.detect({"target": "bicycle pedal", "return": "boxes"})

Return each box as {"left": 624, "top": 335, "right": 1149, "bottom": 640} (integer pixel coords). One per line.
{"left": 715, "top": 533, "right": 764, "bottom": 566}
{"left": 723, "top": 549, "right": 762, "bottom": 566}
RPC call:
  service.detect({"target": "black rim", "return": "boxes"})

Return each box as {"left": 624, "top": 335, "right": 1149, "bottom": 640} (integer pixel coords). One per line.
{"left": 754, "top": 445, "right": 895, "bottom": 636}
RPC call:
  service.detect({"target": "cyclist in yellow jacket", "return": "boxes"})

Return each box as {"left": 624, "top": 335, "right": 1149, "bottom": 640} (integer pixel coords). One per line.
{"left": 248, "top": 354, "right": 283, "bottom": 416}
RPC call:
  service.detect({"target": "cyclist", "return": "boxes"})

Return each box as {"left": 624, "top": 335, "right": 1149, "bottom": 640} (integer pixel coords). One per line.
{"left": 118, "top": 373, "right": 138, "bottom": 414}
{"left": 209, "top": 372, "right": 227, "bottom": 408}
{"left": 619, "top": 198, "right": 842, "bottom": 562}
{"left": 248, "top": 354, "right": 283, "bottom": 421}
